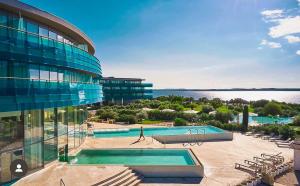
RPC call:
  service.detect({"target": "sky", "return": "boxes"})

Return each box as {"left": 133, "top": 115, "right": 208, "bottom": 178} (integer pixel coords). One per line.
{"left": 21, "top": 0, "right": 300, "bottom": 89}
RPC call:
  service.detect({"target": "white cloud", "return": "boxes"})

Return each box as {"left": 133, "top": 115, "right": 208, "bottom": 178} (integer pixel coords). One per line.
{"left": 260, "top": 39, "right": 282, "bottom": 48}
{"left": 261, "top": 9, "right": 284, "bottom": 19}
{"left": 269, "top": 16, "right": 300, "bottom": 38}
{"left": 296, "top": 50, "right": 300, "bottom": 55}
{"left": 298, "top": 0, "right": 300, "bottom": 6}
{"left": 285, "top": 35, "right": 300, "bottom": 43}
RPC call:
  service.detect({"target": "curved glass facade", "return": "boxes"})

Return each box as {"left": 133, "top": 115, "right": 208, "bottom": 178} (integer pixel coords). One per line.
{"left": 0, "top": 5, "right": 102, "bottom": 184}
{"left": 101, "top": 77, "right": 153, "bottom": 104}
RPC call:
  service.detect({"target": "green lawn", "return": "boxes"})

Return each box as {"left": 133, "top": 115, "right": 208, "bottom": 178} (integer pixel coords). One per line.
{"left": 141, "top": 120, "right": 164, "bottom": 124}
{"left": 217, "top": 105, "right": 229, "bottom": 113}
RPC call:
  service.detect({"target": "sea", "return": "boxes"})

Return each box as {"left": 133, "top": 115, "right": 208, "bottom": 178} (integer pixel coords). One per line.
{"left": 153, "top": 90, "right": 300, "bottom": 104}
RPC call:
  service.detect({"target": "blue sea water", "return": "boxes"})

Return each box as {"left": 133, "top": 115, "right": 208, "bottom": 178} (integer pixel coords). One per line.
{"left": 153, "top": 90, "right": 300, "bottom": 104}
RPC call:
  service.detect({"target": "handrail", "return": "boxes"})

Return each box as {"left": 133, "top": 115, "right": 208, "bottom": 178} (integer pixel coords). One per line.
{"left": 0, "top": 76, "right": 100, "bottom": 85}
{"left": 0, "top": 24, "right": 92, "bottom": 56}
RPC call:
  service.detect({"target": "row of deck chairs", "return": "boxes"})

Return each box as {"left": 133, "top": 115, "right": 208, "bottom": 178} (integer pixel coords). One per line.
{"left": 235, "top": 152, "right": 284, "bottom": 176}
{"left": 245, "top": 130, "right": 294, "bottom": 148}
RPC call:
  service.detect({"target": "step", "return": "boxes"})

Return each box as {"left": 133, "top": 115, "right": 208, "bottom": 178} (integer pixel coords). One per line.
{"left": 127, "top": 178, "right": 142, "bottom": 186}
{"left": 123, "top": 175, "right": 143, "bottom": 186}
{"left": 97, "top": 168, "right": 130, "bottom": 186}
{"left": 120, "top": 175, "right": 139, "bottom": 186}
{"left": 102, "top": 170, "right": 133, "bottom": 186}
{"left": 110, "top": 172, "right": 136, "bottom": 186}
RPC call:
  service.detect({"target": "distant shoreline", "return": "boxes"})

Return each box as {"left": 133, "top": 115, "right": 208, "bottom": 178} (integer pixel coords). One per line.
{"left": 154, "top": 88, "right": 300, "bottom": 91}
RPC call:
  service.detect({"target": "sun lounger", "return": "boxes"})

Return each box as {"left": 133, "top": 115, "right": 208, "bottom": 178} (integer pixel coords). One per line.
{"left": 275, "top": 138, "right": 292, "bottom": 145}
{"left": 261, "top": 153, "right": 284, "bottom": 164}
{"left": 269, "top": 135, "right": 283, "bottom": 142}
{"left": 245, "top": 129, "right": 255, "bottom": 136}
{"left": 262, "top": 133, "right": 275, "bottom": 140}
{"left": 235, "top": 163, "right": 260, "bottom": 174}
{"left": 254, "top": 132, "right": 264, "bottom": 138}
{"left": 277, "top": 141, "right": 293, "bottom": 148}
{"left": 261, "top": 152, "right": 283, "bottom": 159}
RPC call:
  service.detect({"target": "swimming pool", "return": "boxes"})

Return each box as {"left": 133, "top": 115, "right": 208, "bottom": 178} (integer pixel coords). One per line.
{"left": 70, "top": 149, "right": 195, "bottom": 165}
{"left": 234, "top": 116, "right": 293, "bottom": 125}
{"left": 69, "top": 148, "right": 204, "bottom": 177}
{"left": 94, "top": 125, "right": 224, "bottom": 138}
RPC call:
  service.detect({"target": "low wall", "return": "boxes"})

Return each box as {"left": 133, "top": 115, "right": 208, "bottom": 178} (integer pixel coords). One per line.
{"left": 129, "top": 165, "right": 203, "bottom": 177}
{"left": 153, "top": 131, "right": 233, "bottom": 144}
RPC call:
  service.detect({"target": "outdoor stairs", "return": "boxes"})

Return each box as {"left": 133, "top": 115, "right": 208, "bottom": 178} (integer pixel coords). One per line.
{"left": 95, "top": 167, "right": 143, "bottom": 186}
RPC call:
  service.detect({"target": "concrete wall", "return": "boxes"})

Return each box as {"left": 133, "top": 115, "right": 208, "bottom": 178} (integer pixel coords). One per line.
{"left": 153, "top": 131, "right": 233, "bottom": 144}
{"left": 129, "top": 165, "right": 204, "bottom": 177}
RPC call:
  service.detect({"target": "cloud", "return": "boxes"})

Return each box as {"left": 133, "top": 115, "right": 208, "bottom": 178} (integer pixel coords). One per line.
{"left": 261, "top": 9, "right": 284, "bottom": 19}
{"left": 285, "top": 35, "right": 300, "bottom": 43}
{"left": 269, "top": 16, "right": 300, "bottom": 38}
{"left": 296, "top": 50, "right": 300, "bottom": 55}
{"left": 298, "top": 0, "right": 300, "bottom": 6}
{"left": 260, "top": 39, "right": 282, "bottom": 48}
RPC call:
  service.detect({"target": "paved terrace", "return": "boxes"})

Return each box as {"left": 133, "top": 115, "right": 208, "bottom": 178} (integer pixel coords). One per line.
{"left": 16, "top": 123, "right": 293, "bottom": 186}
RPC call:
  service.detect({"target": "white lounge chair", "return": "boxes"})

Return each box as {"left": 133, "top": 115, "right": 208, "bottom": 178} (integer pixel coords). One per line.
{"left": 262, "top": 133, "right": 275, "bottom": 140}
{"left": 277, "top": 141, "right": 293, "bottom": 148}
{"left": 275, "top": 138, "right": 292, "bottom": 145}
{"left": 269, "top": 135, "right": 283, "bottom": 142}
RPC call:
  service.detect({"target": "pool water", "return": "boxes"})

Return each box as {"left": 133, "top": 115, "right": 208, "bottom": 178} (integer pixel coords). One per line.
{"left": 234, "top": 116, "right": 293, "bottom": 125}
{"left": 94, "top": 126, "right": 223, "bottom": 138}
{"left": 69, "top": 149, "right": 195, "bottom": 165}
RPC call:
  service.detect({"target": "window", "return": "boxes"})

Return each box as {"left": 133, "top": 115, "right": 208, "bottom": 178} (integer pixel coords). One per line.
{"left": 58, "top": 70, "right": 64, "bottom": 82}
{"left": 8, "top": 15, "right": 19, "bottom": 29}
{"left": 50, "top": 68, "right": 57, "bottom": 81}
{"left": 29, "top": 69, "right": 39, "bottom": 80}
{"left": 27, "top": 21, "right": 39, "bottom": 34}
{"left": 0, "top": 10, "right": 7, "bottom": 26}
{"left": 0, "top": 60, "right": 7, "bottom": 77}
{"left": 49, "top": 30, "right": 57, "bottom": 40}
{"left": 39, "top": 26, "right": 48, "bottom": 37}
{"left": 40, "top": 66, "right": 49, "bottom": 81}
{"left": 57, "top": 35, "right": 63, "bottom": 42}
{"left": 13, "top": 62, "right": 29, "bottom": 78}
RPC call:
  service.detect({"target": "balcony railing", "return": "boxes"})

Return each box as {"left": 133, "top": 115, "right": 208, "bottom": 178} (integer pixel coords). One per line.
{"left": 0, "top": 25, "right": 101, "bottom": 76}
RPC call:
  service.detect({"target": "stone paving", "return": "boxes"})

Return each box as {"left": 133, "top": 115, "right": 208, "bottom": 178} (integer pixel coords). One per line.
{"left": 15, "top": 123, "right": 293, "bottom": 186}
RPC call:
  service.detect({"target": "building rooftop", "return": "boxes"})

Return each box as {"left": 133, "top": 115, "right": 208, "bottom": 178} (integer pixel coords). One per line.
{"left": 102, "top": 77, "right": 145, "bottom": 81}
{"left": 0, "top": 0, "right": 95, "bottom": 54}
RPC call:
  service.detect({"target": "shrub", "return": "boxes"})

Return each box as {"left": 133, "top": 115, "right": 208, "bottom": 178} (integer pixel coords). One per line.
{"left": 263, "top": 102, "right": 282, "bottom": 116}
{"left": 278, "top": 125, "right": 293, "bottom": 139}
{"left": 170, "top": 104, "right": 184, "bottom": 111}
{"left": 293, "top": 115, "right": 300, "bottom": 126}
{"left": 202, "top": 105, "right": 214, "bottom": 114}
{"left": 211, "top": 98, "right": 223, "bottom": 109}
{"left": 198, "top": 113, "right": 213, "bottom": 122}
{"left": 96, "top": 109, "right": 118, "bottom": 120}
{"left": 177, "top": 113, "right": 198, "bottom": 122}
{"left": 117, "top": 109, "right": 138, "bottom": 115}
{"left": 116, "top": 114, "right": 138, "bottom": 124}
{"left": 174, "top": 118, "right": 187, "bottom": 126}
{"left": 215, "top": 111, "right": 233, "bottom": 123}
{"left": 147, "top": 110, "right": 177, "bottom": 121}
{"left": 136, "top": 111, "right": 148, "bottom": 121}
{"left": 252, "top": 99, "right": 269, "bottom": 108}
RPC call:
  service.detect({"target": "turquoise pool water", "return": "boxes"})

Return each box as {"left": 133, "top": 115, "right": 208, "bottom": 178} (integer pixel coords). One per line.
{"left": 235, "top": 116, "right": 293, "bottom": 124}
{"left": 94, "top": 126, "right": 223, "bottom": 138}
{"left": 69, "top": 149, "right": 195, "bottom": 165}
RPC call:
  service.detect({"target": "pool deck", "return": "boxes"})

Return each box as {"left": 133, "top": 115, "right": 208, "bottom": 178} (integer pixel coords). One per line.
{"left": 15, "top": 123, "right": 293, "bottom": 186}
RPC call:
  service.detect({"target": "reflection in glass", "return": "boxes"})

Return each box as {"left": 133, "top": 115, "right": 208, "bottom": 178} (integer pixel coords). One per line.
{"left": 0, "top": 111, "right": 23, "bottom": 152}
{"left": 24, "top": 110, "right": 43, "bottom": 170}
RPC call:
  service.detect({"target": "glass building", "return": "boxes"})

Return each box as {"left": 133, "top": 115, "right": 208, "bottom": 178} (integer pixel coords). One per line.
{"left": 0, "top": 0, "right": 102, "bottom": 184}
{"left": 101, "top": 77, "right": 153, "bottom": 104}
